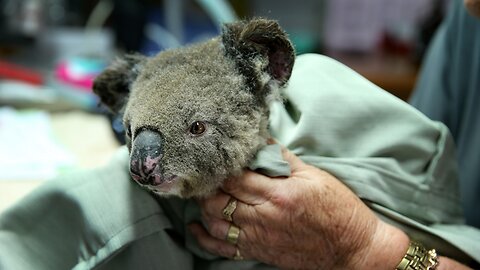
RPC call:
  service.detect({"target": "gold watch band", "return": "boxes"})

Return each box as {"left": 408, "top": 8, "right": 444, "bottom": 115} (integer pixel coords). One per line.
{"left": 396, "top": 241, "right": 439, "bottom": 270}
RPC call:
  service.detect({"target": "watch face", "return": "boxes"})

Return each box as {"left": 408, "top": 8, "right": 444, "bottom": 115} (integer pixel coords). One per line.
{"left": 465, "top": 0, "right": 480, "bottom": 18}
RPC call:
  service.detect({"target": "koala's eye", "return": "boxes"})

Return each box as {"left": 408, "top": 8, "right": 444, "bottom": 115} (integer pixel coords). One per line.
{"left": 189, "top": 121, "right": 206, "bottom": 135}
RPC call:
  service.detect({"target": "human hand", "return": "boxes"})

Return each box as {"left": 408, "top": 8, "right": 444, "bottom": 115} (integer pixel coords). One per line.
{"left": 190, "top": 147, "right": 410, "bottom": 269}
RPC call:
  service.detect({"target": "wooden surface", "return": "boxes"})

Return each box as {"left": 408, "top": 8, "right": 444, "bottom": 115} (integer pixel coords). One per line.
{"left": 327, "top": 52, "right": 419, "bottom": 101}
{"left": 0, "top": 111, "right": 120, "bottom": 213}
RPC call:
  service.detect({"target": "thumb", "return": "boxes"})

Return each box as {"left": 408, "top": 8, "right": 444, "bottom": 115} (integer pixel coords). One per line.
{"left": 279, "top": 146, "right": 306, "bottom": 173}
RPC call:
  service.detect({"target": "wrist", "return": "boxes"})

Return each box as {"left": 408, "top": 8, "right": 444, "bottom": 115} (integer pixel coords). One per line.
{"left": 351, "top": 221, "right": 410, "bottom": 270}
{"left": 351, "top": 222, "right": 473, "bottom": 270}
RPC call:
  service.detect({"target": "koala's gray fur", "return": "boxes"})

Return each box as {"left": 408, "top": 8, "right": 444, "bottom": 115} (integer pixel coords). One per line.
{"left": 93, "top": 19, "right": 295, "bottom": 198}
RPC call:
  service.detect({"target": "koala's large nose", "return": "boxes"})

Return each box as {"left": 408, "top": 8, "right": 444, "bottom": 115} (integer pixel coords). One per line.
{"left": 129, "top": 129, "right": 164, "bottom": 185}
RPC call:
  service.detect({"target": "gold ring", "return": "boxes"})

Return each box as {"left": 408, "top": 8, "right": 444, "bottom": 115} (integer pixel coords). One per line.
{"left": 226, "top": 224, "right": 240, "bottom": 245}
{"left": 233, "top": 248, "right": 244, "bottom": 260}
{"left": 222, "top": 197, "right": 238, "bottom": 222}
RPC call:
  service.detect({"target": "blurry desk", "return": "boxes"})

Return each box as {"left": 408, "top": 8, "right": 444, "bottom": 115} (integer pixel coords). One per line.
{"left": 0, "top": 111, "right": 120, "bottom": 213}
{"left": 327, "top": 52, "right": 419, "bottom": 101}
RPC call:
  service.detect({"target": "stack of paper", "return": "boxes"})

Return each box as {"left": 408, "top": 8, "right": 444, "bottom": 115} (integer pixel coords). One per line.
{"left": 0, "top": 107, "right": 75, "bottom": 180}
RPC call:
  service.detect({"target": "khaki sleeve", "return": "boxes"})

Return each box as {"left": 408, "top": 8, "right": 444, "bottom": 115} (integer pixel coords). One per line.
{"left": 268, "top": 54, "right": 479, "bottom": 264}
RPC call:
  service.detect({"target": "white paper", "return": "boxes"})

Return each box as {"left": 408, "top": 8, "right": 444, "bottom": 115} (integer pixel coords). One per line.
{"left": 0, "top": 107, "right": 75, "bottom": 180}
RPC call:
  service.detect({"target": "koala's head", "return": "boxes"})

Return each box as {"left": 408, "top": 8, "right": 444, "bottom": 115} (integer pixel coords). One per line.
{"left": 93, "top": 19, "right": 294, "bottom": 198}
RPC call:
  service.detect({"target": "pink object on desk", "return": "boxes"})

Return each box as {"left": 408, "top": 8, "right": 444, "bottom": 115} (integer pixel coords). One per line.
{"left": 55, "top": 57, "right": 106, "bottom": 91}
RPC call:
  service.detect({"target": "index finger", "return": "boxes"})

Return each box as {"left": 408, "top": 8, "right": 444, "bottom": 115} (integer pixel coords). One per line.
{"left": 222, "top": 170, "right": 278, "bottom": 205}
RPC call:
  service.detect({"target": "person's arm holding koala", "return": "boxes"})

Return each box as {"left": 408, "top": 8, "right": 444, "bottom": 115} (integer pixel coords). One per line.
{"left": 192, "top": 147, "right": 472, "bottom": 270}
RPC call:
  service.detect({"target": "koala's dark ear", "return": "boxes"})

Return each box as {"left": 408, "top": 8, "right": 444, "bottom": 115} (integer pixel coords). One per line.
{"left": 221, "top": 18, "right": 295, "bottom": 92}
{"left": 93, "top": 54, "right": 146, "bottom": 113}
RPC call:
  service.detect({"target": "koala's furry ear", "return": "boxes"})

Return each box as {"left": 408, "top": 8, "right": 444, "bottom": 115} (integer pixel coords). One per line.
{"left": 93, "top": 54, "right": 146, "bottom": 113}
{"left": 222, "top": 18, "right": 295, "bottom": 92}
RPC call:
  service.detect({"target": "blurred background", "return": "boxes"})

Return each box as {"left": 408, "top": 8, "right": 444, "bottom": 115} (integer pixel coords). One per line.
{"left": 0, "top": 0, "right": 451, "bottom": 211}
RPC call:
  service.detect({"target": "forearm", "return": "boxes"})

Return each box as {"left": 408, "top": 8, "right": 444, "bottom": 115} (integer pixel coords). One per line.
{"left": 356, "top": 221, "right": 472, "bottom": 270}
{"left": 437, "top": 256, "right": 472, "bottom": 270}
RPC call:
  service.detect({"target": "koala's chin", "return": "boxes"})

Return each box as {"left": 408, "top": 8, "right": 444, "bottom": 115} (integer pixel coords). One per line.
{"left": 145, "top": 178, "right": 185, "bottom": 198}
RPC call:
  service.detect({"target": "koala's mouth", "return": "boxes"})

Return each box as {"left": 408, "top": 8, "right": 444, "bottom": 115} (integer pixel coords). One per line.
{"left": 130, "top": 170, "right": 179, "bottom": 191}
{"left": 129, "top": 153, "right": 179, "bottom": 192}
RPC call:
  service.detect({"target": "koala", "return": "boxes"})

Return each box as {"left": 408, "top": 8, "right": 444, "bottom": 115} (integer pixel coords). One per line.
{"left": 93, "top": 19, "right": 295, "bottom": 198}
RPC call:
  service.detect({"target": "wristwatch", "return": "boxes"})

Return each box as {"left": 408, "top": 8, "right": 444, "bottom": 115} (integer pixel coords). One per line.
{"left": 396, "top": 241, "right": 439, "bottom": 270}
